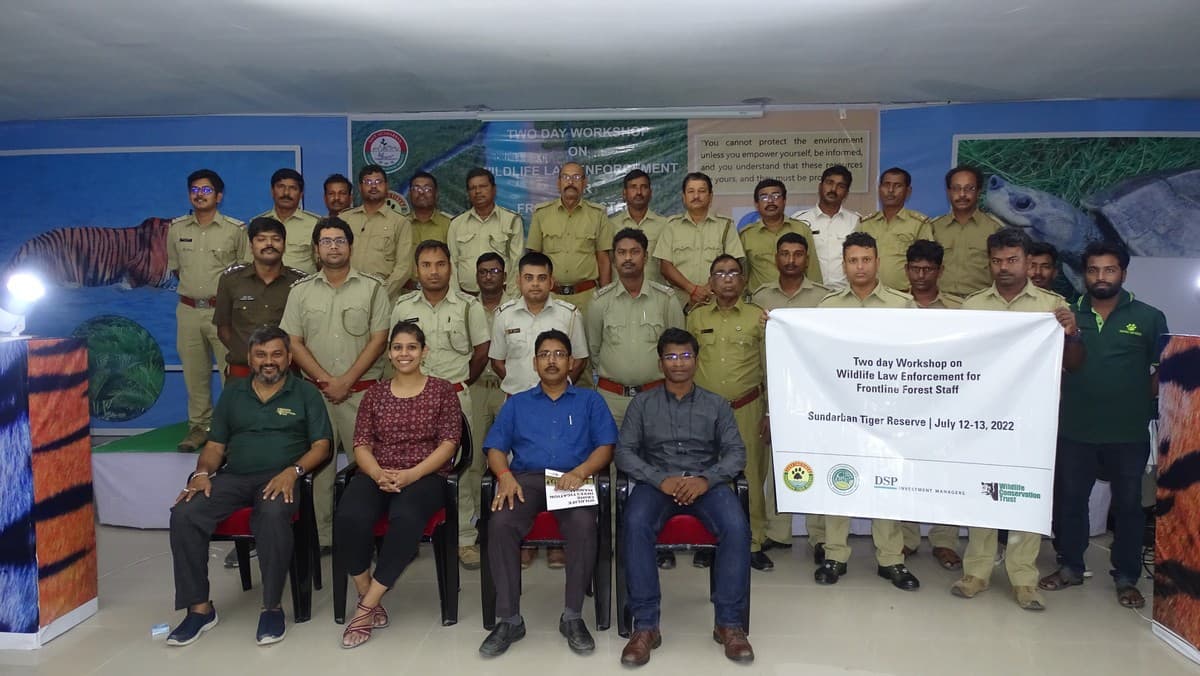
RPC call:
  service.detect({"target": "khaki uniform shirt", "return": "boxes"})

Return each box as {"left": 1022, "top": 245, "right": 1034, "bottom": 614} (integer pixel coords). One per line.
{"left": 341, "top": 205, "right": 414, "bottom": 302}
{"left": 686, "top": 299, "right": 764, "bottom": 400}
{"left": 915, "top": 290, "right": 964, "bottom": 309}
{"left": 818, "top": 282, "right": 915, "bottom": 309}
{"left": 488, "top": 297, "right": 588, "bottom": 395}
{"left": 930, "top": 210, "right": 1005, "bottom": 297}
{"left": 655, "top": 212, "right": 746, "bottom": 289}
{"left": 411, "top": 211, "right": 452, "bottom": 248}
{"left": 279, "top": 268, "right": 391, "bottom": 380}
{"left": 255, "top": 208, "right": 319, "bottom": 274}
{"left": 586, "top": 280, "right": 685, "bottom": 386}
{"left": 961, "top": 281, "right": 1068, "bottom": 314}
{"left": 167, "top": 212, "right": 247, "bottom": 299}
{"left": 751, "top": 277, "right": 831, "bottom": 311}
{"left": 390, "top": 289, "right": 489, "bottom": 384}
{"left": 856, "top": 208, "right": 933, "bottom": 291}
{"left": 213, "top": 263, "right": 307, "bottom": 365}
{"left": 527, "top": 199, "right": 615, "bottom": 285}
{"left": 478, "top": 297, "right": 504, "bottom": 380}
{"left": 447, "top": 206, "right": 525, "bottom": 293}
{"left": 739, "top": 218, "right": 824, "bottom": 291}
{"left": 610, "top": 208, "right": 670, "bottom": 286}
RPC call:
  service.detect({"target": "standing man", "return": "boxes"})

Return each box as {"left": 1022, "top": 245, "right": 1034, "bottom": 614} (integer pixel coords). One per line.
{"left": 610, "top": 169, "right": 669, "bottom": 287}
{"left": 857, "top": 167, "right": 933, "bottom": 291}
{"left": 616, "top": 328, "right": 754, "bottom": 666}
{"left": 1040, "top": 241, "right": 1165, "bottom": 609}
{"left": 256, "top": 168, "right": 319, "bottom": 274}
{"left": 405, "top": 172, "right": 452, "bottom": 291}
{"left": 656, "top": 172, "right": 745, "bottom": 310}
{"left": 323, "top": 174, "right": 354, "bottom": 217}
{"left": 931, "top": 165, "right": 1005, "bottom": 297}
{"left": 391, "top": 240, "right": 491, "bottom": 570}
{"left": 448, "top": 168, "right": 525, "bottom": 295}
{"left": 956, "top": 227, "right": 1084, "bottom": 611}
{"left": 280, "top": 217, "right": 391, "bottom": 551}
{"left": 815, "top": 232, "right": 919, "bottom": 591}
{"left": 169, "top": 169, "right": 247, "bottom": 452}
{"left": 740, "top": 179, "right": 822, "bottom": 292}
{"left": 791, "top": 165, "right": 860, "bottom": 289}
{"left": 340, "top": 164, "right": 415, "bottom": 302}
{"left": 527, "top": 162, "right": 614, "bottom": 313}
{"left": 479, "top": 329, "right": 617, "bottom": 657}
{"left": 686, "top": 256, "right": 772, "bottom": 571}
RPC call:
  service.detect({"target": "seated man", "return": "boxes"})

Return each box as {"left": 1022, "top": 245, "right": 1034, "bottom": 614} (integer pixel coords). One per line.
{"left": 167, "top": 326, "right": 332, "bottom": 646}
{"left": 479, "top": 329, "right": 618, "bottom": 657}
{"left": 615, "top": 328, "right": 753, "bottom": 666}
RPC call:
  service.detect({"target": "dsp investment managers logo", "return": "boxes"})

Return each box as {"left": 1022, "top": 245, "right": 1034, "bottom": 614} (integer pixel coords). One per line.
{"left": 827, "top": 464, "right": 859, "bottom": 496}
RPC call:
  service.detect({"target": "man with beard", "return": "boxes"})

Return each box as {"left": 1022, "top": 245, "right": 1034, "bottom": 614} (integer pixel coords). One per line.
{"left": 323, "top": 174, "right": 354, "bottom": 217}
{"left": 740, "top": 179, "right": 822, "bottom": 293}
{"left": 1039, "top": 241, "right": 1165, "bottom": 610}
{"left": 656, "top": 172, "right": 745, "bottom": 310}
{"left": 931, "top": 165, "right": 1005, "bottom": 297}
{"left": 527, "top": 162, "right": 614, "bottom": 313}
{"left": 1028, "top": 241, "right": 1080, "bottom": 302}
{"left": 791, "top": 165, "right": 859, "bottom": 289}
{"left": 610, "top": 170, "right": 669, "bottom": 287}
{"left": 256, "top": 168, "right": 319, "bottom": 274}
{"left": 405, "top": 172, "right": 452, "bottom": 291}
{"left": 857, "top": 167, "right": 933, "bottom": 291}
{"left": 341, "top": 164, "right": 415, "bottom": 302}
{"left": 167, "top": 325, "right": 331, "bottom": 647}
{"left": 448, "top": 168, "right": 525, "bottom": 295}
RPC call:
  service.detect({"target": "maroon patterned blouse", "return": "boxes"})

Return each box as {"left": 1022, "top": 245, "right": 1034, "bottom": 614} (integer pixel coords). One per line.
{"left": 352, "top": 377, "right": 462, "bottom": 475}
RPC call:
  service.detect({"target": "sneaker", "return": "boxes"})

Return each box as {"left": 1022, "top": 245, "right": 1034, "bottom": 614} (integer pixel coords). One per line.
{"left": 255, "top": 608, "right": 286, "bottom": 645}
{"left": 166, "top": 606, "right": 218, "bottom": 646}
{"left": 459, "top": 545, "right": 481, "bottom": 570}
{"left": 177, "top": 426, "right": 208, "bottom": 452}
{"left": 951, "top": 575, "right": 989, "bottom": 599}
{"left": 224, "top": 546, "right": 257, "bottom": 568}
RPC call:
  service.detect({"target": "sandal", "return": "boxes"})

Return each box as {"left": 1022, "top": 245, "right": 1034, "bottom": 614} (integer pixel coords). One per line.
{"left": 1117, "top": 586, "right": 1145, "bottom": 609}
{"left": 341, "top": 602, "right": 375, "bottom": 649}
{"left": 1037, "top": 567, "right": 1084, "bottom": 591}
{"left": 932, "top": 547, "right": 962, "bottom": 571}
{"left": 359, "top": 595, "right": 389, "bottom": 628}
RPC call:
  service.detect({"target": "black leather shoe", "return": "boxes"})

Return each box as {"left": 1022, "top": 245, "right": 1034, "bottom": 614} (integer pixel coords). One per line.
{"left": 692, "top": 549, "right": 714, "bottom": 568}
{"left": 812, "top": 543, "right": 826, "bottom": 564}
{"left": 877, "top": 564, "right": 920, "bottom": 591}
{"left": 559, "top": 616, "right": 595, "bottom": 654}
{"left": 761, "top": 538, "right": 793, "bottom": 551}
{"left": 656, "top": 551, "right": 676, "bottom": 570}
{"left": 479, "top": 620, "right": 526, "bottom": 656}
{"left": 750, "top": 551, "right": 774, "bottom": 571}
{"left": 814, "top": 559, "right": 847, "bottom": 585}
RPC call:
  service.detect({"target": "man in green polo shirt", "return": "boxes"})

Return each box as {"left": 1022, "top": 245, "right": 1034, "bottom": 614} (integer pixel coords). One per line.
{"left": 168, "top": 325, "right": 332, "bottom": 647}
{"left": 1039, "top": 241, "right": 1166, "bottom": 610}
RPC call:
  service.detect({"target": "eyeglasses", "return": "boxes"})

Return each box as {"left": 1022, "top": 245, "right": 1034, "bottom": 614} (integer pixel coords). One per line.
{"left": 536, "top": 350, "right": 569, "bottom": 360}
{"left": 559, "top": 173, "right": 584, "bottom": 182}
{"left": 756, "top": 193, "right": 784, "bottom": 202}
{"left": 189, "top": 186, "right": 215, "bottom": 195}
{"left": 949, "top": 185, "right": 978, "bottom": 194}
{"left": 478, "top": 267, "right": 503, "bottom": 276}
{"left": 362, "top": 178, "right": 386, "bottom": 187}
{"left": 661, "top": 352, "right": 695, "bottom": 361}
{"left": 711, "top": 270, "right": 742, "bottom": 279}
{"left": 410, "top": 185, "right": 435, "bottom": 194}
{"left": 906, "top": 265, "right": 939, "bottom": 276}
{"left": 318, "top": 237, "right": 349, "bottom": 247}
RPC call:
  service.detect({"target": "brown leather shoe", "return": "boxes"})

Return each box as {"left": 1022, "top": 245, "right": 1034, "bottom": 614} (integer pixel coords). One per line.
{"left": 547, "top": 546, "right": 566, "bottom": 569}
{"left": 712, "top": 626, "right": 754, "bottom": 663}
{"left": 520, "top": 547, "right": 536, "bottom": 569}
{"left": 620, "top": 628, "right": 661, "bottom": 666}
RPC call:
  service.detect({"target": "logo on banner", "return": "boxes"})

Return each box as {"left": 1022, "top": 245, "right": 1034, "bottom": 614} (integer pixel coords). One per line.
{"left": 827, "top": 464, "right": 859, "bottom": 495}
{"left": 782, "top": 461, "right": 815, "bottom": 492}
{"left": 980, "top": 482, "right": 1042, "bottom": 503}
{"left": 364, "top": 130, "right": 409, "bottom": 172}
{"left": 874, "top": 475, "right": 899, "bottom": 489}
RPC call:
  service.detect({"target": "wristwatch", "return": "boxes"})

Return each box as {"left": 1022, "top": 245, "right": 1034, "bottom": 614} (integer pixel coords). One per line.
{"left": 293, "top": 464, "right": 305, "bottom": 476}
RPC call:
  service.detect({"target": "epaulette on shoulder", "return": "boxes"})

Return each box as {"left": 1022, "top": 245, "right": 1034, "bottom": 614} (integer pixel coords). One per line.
{"left": 453, "top": 289, "right": 479, "bottom": 303}
{"left": 224, "top": 215, "right": 245, "bottom": 227}
{"left": 820, "top": 288, "right": 846, "bottom": 302}
{"left": 340, "top": 205, "right": 365, "bottom": 215}
{"left": 359, "top": 271, "right": 386, "bottom": 286}
{"left": 221, "top": 262, "right": 250, "bottom": 276}
{"left": 171, "top": 214, "right": 192, "bottom": 224}
{"left": 394, "top": 289, "right": 422, "bottom": 304}
{"left": 811, "top": 280, "right": 832, "bottom": 293}
{"left": 963, "top": 287, "right": 991, "bottom": 300}
{"left": 861, "top": 210, "right": 881, "bottom": 221}
{"left": 648, "top": 280, "right": 675, "bottom": 296}
{"left": 497, "top": 298, "right": 520, "bottom": 312}
{"left": 551, "top": 297, "right": 579, "bottom": 312}
{"left": 255, "top": 209, "right": 274, "bottom": 219}
{"left": 906, "top": 209, "right": 931, "bottom": 222}
{"left": 942, "top": 291, "right": 965, "bottom": 304}
{"left": 751, "top": 283, "right": 772, "bottom": 297}
{"left": 291, "top": 273, "right": 319, "bottom": 288}
{"left": 882, "top": 286, "right": 913, "bottom": 300}
{"left": 1037, "top": 286, "right": 1066, "bottom": 301}
{"left": 532, "top": 200, "right": 557, "bottom": 212}
{"left": 283, "top": 266, "right": 308, "bottom": 278}
{"left": 299, "top": 209, "right": 320, "bottom": 220}
{"left": 593, "top": 281, "right": 619, "bottom": 298}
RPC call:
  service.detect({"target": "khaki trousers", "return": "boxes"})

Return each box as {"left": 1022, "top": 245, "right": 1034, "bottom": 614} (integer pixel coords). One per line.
{"left": 314, "top": 390, "right": 364, "bottom": 547}
{"left": 731, "top": 397, "right": 767, "bottom": 552}
{"left": 901, "top": 522, "right": 962, "bottom": 551}
{"left": 809, "top": 515, "right": 905, "bottom": 566}
{"left": 176, "top": 304, "right": 226, "bottom": 429}
{"left": 963, "top": 528, "right": 1041, "bottom": 587}
{"left": 463, "top": 375, "right": 504, "bottom": 545}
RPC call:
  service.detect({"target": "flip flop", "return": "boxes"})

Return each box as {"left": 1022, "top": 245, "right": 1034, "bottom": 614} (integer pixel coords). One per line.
{"left": 1117, "top": 586, "right": 1145, "bottom": 609}
{"left": 1038, "top": 568, "right": 1084, "bottom": 591}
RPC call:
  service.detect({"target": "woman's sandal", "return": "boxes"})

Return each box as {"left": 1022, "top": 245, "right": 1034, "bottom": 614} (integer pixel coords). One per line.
{"left": 341, "top": 602, "right": 376, "bottom": 649}
{"left": 359, "top": 596, "right": 389, "bottom": 628}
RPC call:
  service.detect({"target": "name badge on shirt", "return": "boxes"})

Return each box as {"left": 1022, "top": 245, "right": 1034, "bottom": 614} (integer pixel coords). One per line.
{"left": 238, "top": 295, "right": 256, "bottom": 302}
{"left": 402, "top": 317, "right": 419, "bottom": 324}
{"left": 506, "top": 328, "right": 521, "bottom": 334}
{"left": 179, "top": 238, "right": 194, "bottom": 242}
{"left": 699, "top": 328, "right": 714, "bottom": 334}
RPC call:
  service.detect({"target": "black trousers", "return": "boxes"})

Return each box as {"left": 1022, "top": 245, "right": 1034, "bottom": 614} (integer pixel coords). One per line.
{"left": 334, "top": 472, "right": 445, "bottom": 588}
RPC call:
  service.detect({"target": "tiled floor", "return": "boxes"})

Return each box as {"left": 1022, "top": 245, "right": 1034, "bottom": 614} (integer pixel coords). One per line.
{"left": 2, "top": 526, "right": 1195, "bottom": 675}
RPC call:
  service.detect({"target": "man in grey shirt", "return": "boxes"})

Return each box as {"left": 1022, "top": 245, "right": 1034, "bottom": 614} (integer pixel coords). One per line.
{"left": 615, "top": 327, "right": 752, "bottom": 667}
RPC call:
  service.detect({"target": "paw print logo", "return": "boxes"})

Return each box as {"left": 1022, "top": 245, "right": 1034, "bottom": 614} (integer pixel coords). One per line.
{"left": 783, "top": 461, "right": 814, "bottom": 492}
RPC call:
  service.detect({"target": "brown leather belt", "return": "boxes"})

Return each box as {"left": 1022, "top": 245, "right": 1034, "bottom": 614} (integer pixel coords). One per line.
{"left": 553, "top": 279, "right": 597, "bottom": 295}
{"left": 308, "top": 378, "right": 377, "bottom": 393}
{"left": 729, "top": 386, "right": 762, "bottom": 410}
{"left": 597, "top": 377, "right": 664, "bottom": 397}
{"left": 179, "top": 296, "right": 217, "bottom": 309}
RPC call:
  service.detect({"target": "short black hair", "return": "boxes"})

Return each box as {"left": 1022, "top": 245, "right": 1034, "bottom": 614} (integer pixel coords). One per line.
{"left": 247, "top": 216, "right": 286, "bottom": 242}
{"left": 187, "top": 169, "right": 224, "bottom": 194}
{"left": 842, "top": 231, "right": 877, "bottom": 254}
{"left": 879, "top": 167, "right": 911, "bottom": 186}
{"left": 519, "top": 251, "right": 554, "bottom": 274}
{"left": 358, "top": 164, "right": 387, "bottom": 184}
{"left": 776, "top": 232, "right": 809, "bottom": 251}
{"left": 535, "top": 329, "right": 571, "bottom": 355}
{"left": 945, "top": 165, "right": 984, "bottom": 190}
{"left": 1028, "top": 241, "right": 1059, "bottom": 263}
{"left": 754, "top": 178, "right": 787, "bottom": 200}
{"left": 709, "top": 253, "right": 743, "bottom": 275}
{"left": 466, "top": 167, "right": 495, "bottom": 187}
{"left": 323, "top": 173, "right": 352, "bottom": 192}
{"left": 247, "top": 325, "right": 290, "bottom": 352}
{"left": 312, "top": 217, "right": 354, "bottom": 246}
{"left": 1082, "top": 240, "right": 1131, "bottom": 270}
{"left": 682, "top": 172, "right": 713, "bottom": 193}
{"left": 906, "top": 239, "right": 944, "bottom": 266}
{"left": 409, "top": 171, "right": 438, "bottom": 190}
{"left": 476, "top": 252, "right": 505, "bottom": 270}
{"left": 390, "top": 320, "right": 425, "bottom": 347}
{"left": 985, "top": 227, "right": 1032, "bottom": 255}
{"left": 612, "top": 227, "right": 648, "bottom": 252}
{"left": 414, "top": 239, "right": 450, "bottom": 263}
{"left": 821, "top": 165, "right": 853, "bottom": 188}
{"left": 271, "top": 168, "right": 304, "bottom": 192}
{"left": 657, "top": 328, "right": 699, "bottom": 357}
{"left": 622, "top": 169, "right": 651, "bottom": 188}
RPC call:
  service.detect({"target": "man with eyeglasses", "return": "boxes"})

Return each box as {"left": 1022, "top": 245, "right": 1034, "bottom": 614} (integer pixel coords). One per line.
{"left": 341, "top": 164, "right": 415, "bottom": 302}
{"left": 857, "top": 167, "right": 933, "bottom": 291}
{"left": 280, "top": 217, "right": 391, "bottom": 551}
{"left": 740, "top": 179, "right": 822, "bottom": 293}
{"left": 404, "top": 172, "right": 451, "bottom": 292}
{"left": 790, "top": 165, "right": 860, "bottom": 289}
{"left": 527, "top": 162, "right": 614, "bottom": 314}
{"left": 931, "top": 165, "right": 1005, "bottom": 297}
{"left": 323, "top": 174, "right": 354, "bottom": 217}
{"left": 170, "top": 169, "right": 248, "bottom": 452}
{"left": 657, "top": 172, "right": 745, "bottom": 311}
{"left": 448, "top": 168, "right": 525, "bottom": 295}
{"left": 610, "top": 170, "right": 669, "bottom": 287}
{"left": 255, "top": 168, "right": 320, "bottom": 274}
{"left": 616, "top": 327, "right": 753, "bottom": 666}
{"left": 479, "top": 329, "right": 617, "bottom": 657}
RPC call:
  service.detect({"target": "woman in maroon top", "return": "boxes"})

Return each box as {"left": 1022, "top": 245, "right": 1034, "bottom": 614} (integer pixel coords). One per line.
{"left": 336, "top": 321, "right": 461, "bottom": 648}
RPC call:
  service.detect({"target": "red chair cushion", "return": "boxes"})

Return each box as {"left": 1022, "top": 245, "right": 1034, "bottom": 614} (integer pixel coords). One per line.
{"left": 524, "top": 511, "right": 564, "bottom": 542}
{"left": 368, "top": 508, "right": 447, "bottom": 539}
{"left": 213, "top": 507, "right": 298, "bottom": 536}
{"left": 656, "top": 515, "right": 717, "bottom": 546}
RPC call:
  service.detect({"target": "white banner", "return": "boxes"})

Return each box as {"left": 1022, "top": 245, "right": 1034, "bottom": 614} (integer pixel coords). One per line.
{"left": 766, "top": 308, "right": 1063, "bottom": 534}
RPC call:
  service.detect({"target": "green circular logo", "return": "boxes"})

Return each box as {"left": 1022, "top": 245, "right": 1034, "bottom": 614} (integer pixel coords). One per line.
{"left": 783, "top": 461, "right": 814, "bottom": 492}
{"left": 828, "top": 464, "right": 859, "bottom": 495}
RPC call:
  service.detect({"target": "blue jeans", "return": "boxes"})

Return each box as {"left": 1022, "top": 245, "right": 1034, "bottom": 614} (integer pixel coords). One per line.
{"left": 623, "top": 482, "right": 750, "bottom": 631}
{"left": 1053, "top": 438, "right": 1149, "bottom": 586}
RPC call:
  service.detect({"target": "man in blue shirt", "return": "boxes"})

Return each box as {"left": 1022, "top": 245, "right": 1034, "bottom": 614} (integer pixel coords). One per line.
{"left": 479, "top": 329, "right": 618, "bottom": 657}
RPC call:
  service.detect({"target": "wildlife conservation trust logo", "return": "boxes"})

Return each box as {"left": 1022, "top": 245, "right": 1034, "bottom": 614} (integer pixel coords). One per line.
{"left": 363, "top": 129, "right": 409, "bottom": 172}
{"left": 980, "top": 482, "right": 1042, "bottom": 504}
{"left": 782, "top": 461, "right": 814, "bottom": 492}
{"left": 827, "top": 464, "right": 859, "bottom": 496}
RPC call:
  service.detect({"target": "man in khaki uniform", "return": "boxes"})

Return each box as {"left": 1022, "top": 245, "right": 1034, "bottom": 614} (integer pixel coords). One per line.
{"left": 280, "top": 217, "right": 391, "bottom": 549}
{"left": 686, "top": 255, "right": 773, "bottom": 571}
{"left": 470, "top": 252, "right": 511, "bottom": 558}
{"left": 857, "top": 167, "right": 933, "bottom": 290}
{"left": 740, "top": 179, "right": 822, "bottom": 292}
{"left": 405, "top": 171, "right": 452, "bottom": 292}
{"left": 169, "top": 169, "right": 248, "bottom": 451}
{"left": 930, "top": 165, "right": 1005, "bottom": 297}
{"left": 255, "top": 168, "right": 319, "bottom": 274}
{"left": 527, "top": 162, "right": 614, "bottom": 313}
{"left": 448, "top": 168, "right": 525, "bottom": 295}
{"left": 323, "top": 174, "right": 353, "bottom": 217}
{"left": 815, "top": 232, "right": 919, "bottom": 591}
{"left": 213, "top": 217, "right": 307, "bottom": 380}
{"left": 391, "top": 240, "right": 490, "bottom": 569}
{"left": 610, "top": 169, "right": 669, "bottom": 287}
{"left": 340, "top": 164, "right": 414, "bottom": 302}
{"left": 657, "top": 172, "right": 745, "bottom": 311}
{"left": 955, "top": 227, "right": 1084, "bottom": 611}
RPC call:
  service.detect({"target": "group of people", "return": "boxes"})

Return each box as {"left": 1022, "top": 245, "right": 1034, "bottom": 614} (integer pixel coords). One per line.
{"left": 162, "top": 159, "right": 1167, "bottom": 665}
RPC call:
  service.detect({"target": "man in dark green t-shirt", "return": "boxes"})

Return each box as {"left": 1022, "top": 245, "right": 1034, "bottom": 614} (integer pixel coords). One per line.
{"left": 1039, "top": 241, "right": 1167, "bottom": 610}
{"left": 167, "top": 326, "right": 332, "bottom": 647}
